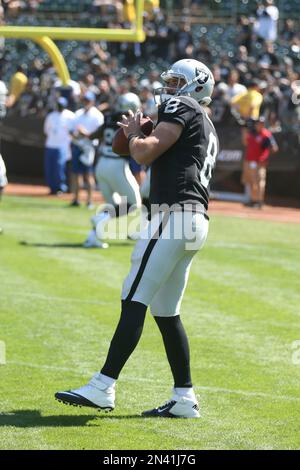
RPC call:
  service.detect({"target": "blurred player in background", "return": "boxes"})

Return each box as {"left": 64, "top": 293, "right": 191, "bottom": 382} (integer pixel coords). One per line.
{"left": 83, "top": 92, "right": 142, "bottom": 248}
{"left": 70, "top": 91, "right": 104, "bottom": 208}
{"left": 139, "top": 166, "right": 151, "bottom": 213}
{"left": 0, "top": 77, "right": 8, "bottom": 234}
{"left": 56, "top": 58, "right": 219, "bottom": 419}
{"left": 242, "top": 116, "right": 278, "bottom": 208}
{"left": 43, "top": 97, "right": 75, "bottom": 195}
{"left": 0, "top": 153, "right": 7, "bottom": 234}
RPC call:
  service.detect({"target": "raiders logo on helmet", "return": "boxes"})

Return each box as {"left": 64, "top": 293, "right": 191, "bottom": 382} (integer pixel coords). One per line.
{"left": 195, "top": 68, "right": 209, "bottom": 85}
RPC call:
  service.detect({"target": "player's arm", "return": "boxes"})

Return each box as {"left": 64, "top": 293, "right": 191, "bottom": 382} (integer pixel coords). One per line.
{"left": 89, "top": 125, "right": 104, "bottom": 141}
{"left": 260, "top": 135, "right": 278, "bottom": 162}
{"left": 241, "top": 129, "right": 249, "bottom": 147}
{"left": 269, "top": 135, "right": 279, "bottom": 154}
{"left": 129, "top": 122, "right": 183, "bottom": 166}
{"left": 76, "top": 125, "right": 91, "bottom": 138}
{"left": 262, "top": 135, "right": 278, "bottom": 154}
{"left": 43, "top": 114, "right": 51, "bottom": 135}
{"left": 230, "top": 93, "right": 243, "bottom": 109}
{"left": 118, "top": 109, "right": 183, "bottom": 166}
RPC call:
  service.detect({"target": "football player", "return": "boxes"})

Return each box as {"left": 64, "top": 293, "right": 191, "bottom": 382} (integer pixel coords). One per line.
{"left": 0, "top": 154, "right": 7, "bottom": 234}
{"left": 56, "top": 59, "right": 219, "bottom": 418}
{"left": 83, "top": 92, "right": 142, "bottom": 248}
{"left": 0, "top": 78, "right": 8, "bottom": 234}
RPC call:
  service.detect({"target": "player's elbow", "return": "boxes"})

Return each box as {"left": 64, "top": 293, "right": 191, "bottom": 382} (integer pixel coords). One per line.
{"left": 130, "top": 137, "right": 162, "bottom": 165}
{"left": 132, "top": 148, "right": 156, "bottom": 166}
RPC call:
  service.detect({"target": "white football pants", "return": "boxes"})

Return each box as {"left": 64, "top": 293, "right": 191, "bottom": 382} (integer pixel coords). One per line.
{"left": 121, "top": 211, "right": 209, "bottom": 317}
{"left": 95, "top": 156, "right": 141, "bottom": 207}
{"left": 0, "top": 154, "right": 8, "bottom": 188}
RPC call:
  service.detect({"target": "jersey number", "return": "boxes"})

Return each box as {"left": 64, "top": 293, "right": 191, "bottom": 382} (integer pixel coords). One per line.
{"left": 200, "top": 132, "right": 218, "bottom": 188}
{"left": 164, "top": 98, "right": 180, "bottom": 114}
{"left": 104, "top": 128, "right": 115, "bottom": 146}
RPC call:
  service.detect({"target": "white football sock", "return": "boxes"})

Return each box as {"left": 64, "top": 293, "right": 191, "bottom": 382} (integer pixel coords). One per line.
{"left": 95, "top": 212, "right": 111, "bottom": 239}
{"left": 173, "top": 387, "right": 196, "bottom": 402}
{"left": 99, "top": 373, "right": 116, "bottom": 388}
{"left": 91, "top": 211, "right": 111, "bottom": 228}
{"left": 86, "top": 229, "right": 96, "bottom": 240}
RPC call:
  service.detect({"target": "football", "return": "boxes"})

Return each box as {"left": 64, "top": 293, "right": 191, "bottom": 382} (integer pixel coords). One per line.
{"left": 112, "top": 117, "right": 154, "bottom": 156}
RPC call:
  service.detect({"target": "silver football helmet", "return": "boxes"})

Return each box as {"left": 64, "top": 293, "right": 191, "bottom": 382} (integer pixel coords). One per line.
{"left": 117, "top": 92, "right": 141, "bottom": 113}
{"left": 156, "top": 59, "right": 215, "bottom": 106}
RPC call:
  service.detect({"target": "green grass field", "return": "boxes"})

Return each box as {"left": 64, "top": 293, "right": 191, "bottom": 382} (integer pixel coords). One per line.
{"left": 0, "top": 195, "right": 300, "bottom": 450}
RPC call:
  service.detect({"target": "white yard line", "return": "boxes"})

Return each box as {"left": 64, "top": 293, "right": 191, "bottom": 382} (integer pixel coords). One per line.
{"left": 196, "top": 385, "right": 300, "bottom": 402}
{"left": 1, "top": 291, "right": 109, "bottom": 306}
{"left": 7, "top": 360, "right": 300, "bottom": 403}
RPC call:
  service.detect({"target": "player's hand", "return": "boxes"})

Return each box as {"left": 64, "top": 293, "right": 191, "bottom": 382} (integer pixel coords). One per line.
{"left": 117, "top": 109, "right": 143, "bottom": 138}
{"left": 77, "top": 125, "right": 89, "bottom": 137}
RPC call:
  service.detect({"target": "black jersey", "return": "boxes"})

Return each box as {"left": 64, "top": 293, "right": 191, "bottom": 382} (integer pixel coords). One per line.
{"left": 99, "top": 112, "right": 129, "bottom": 158}
{"left": 150, "top": 96, "right": 219, "bottom": 212}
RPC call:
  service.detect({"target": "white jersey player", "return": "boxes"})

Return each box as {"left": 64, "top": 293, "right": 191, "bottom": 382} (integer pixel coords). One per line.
{"left": 83, "top": 93, "right": 142, "bottom": 248}
{"left": 0, "top": 80, "right": 8, "bottom": 234}
{"left": 0, "top": 154, "right": 7, "bottom": 234}
{"left": 0, "top": 154, "right": 7, "bottom": 192}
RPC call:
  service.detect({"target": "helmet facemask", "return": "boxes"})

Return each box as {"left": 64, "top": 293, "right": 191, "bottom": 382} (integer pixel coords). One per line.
{"left": 154, "top": 75, "right": 187, "bottom": 105}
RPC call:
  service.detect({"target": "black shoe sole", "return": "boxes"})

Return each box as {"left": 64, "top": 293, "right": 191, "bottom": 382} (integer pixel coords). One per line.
{"left": 141, "top": 410, "right": 178, "bottom": 418}
{"left": 55, "top": 393, "right": 114, "bottom": 412}
{"left": 142, "top": 412, "right": 178, "bottom": 418}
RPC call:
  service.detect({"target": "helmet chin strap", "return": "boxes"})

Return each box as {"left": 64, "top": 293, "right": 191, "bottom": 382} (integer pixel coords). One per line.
{"left": 199, "top": 97, "right": 212, "bottom": 106}
{"left": 162, "top": 92, "right": 175, "bottom": 102}
{"left": 154, "top": 87, "right": 178, "bottom": 105}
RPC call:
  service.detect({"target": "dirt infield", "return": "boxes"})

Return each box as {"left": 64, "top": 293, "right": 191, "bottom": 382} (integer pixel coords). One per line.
{"left": 4, "top": 182, "right": 300, "bottom": 224}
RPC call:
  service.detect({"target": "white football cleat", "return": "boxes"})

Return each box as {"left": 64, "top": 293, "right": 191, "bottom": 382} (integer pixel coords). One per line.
{"left": 55, "top": 373, "right": 115, "bottom": 411}
{"left": 142, "top": 396, "right": 200, "bottom": 418}
{"left": 92, "top": 212, "right": 111, "bottom": 240}
{"left": 83, "top": 229, "right": 109, "bottom": 248}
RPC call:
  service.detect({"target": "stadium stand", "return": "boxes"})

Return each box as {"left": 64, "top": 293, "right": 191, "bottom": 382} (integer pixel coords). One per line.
{"left": 0, "top": 0, "right": 299, "bottom": 200}
{"left": 0, "top": 0, "right": 300, "bottom": 201}
{"left": 1, "top": 1, "right": 299, "bottom": 81}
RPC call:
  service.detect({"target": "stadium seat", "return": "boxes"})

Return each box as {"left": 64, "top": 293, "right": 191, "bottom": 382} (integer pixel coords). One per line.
{"left": 2, "top": 1, "right": 300, "bottom": 87}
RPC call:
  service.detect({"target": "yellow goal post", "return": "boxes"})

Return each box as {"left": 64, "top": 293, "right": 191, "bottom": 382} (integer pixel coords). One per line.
{"left": 0, "top": 0, "right": 146, "bottom": 85}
